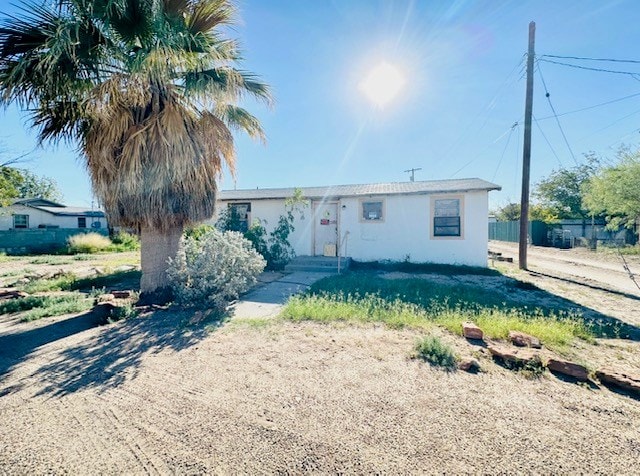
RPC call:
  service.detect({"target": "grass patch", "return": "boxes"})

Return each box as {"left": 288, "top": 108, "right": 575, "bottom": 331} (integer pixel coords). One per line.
{"left": 17, "top": 269, "right": 140, "bottom": 293}
{"left": 28, "top": 256, "right": 73, "bottom": 265}
{"left": 281, "top": 273, "right": 595, "bottom": 350}
{"left": 17, "top": 294, "right": 93, "bottom": 322}
{"left": 21, "top": 272, "right": 77, "bottom": 293}
{"left": 414, "top": 336, "right": 458, "bottom": 370}
{"left": 597, "top": 244, "right": 640, "bottom": 256}
{"left": 351, "top": 260, "right": 500, "bottom": 276}
{"left": 283, "top": 293, "right": 432, "bottom": 330}
{"left": 71, "top": 270, "right": 141, "bottom": 290}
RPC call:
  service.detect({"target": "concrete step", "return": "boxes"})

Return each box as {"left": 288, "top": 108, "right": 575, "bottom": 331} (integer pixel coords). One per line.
{"left": 284, "top": 256, "right": 352, "bottom": 273}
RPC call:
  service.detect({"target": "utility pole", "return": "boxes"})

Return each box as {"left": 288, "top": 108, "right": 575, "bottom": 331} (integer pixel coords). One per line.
{"left": 519, "top": 21, "right": 535, "bottom": 270}
{"left": 404, "top": 167, "right": 422, "bottom": 182}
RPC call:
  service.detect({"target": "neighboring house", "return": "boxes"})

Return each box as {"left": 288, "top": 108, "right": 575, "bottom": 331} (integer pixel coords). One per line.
{"left": 0, "top": 198, "right": 107, "bottom": 231}
{"left": 216, "top": 178, "right": 501, "bottom": 267}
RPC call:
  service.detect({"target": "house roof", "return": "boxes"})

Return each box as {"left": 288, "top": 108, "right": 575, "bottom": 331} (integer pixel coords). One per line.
{"left": 13, "top": 198, "right": 65, "bottom": 208}
{"left": 219, "top": 178, "right": 501, "bottom": 201}
{"left": 12, "top": 198, "right": 106, "bottom": 217}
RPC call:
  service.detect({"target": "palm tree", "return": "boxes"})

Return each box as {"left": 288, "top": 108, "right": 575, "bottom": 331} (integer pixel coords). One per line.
{"left": 0, "top": 0, "right": 271, "bottom": 299}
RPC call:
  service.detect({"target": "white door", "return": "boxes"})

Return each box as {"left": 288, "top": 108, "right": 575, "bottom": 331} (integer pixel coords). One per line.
{"left": 313, "top": 202, "right": 338, "bottom": 256}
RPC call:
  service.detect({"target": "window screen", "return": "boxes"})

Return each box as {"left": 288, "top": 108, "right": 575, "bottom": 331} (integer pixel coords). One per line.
{"left": 13, "top": 214, "right": 28, "bottom": 229}
{"left": 434, "top": 199, "right": 460, "bottom": 236}
{"left": 362, "top": 201, "right": 383, "bottom": 221}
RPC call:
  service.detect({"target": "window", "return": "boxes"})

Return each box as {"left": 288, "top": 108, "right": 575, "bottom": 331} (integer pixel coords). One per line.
{"left": 433, "top": 198, "right": 461, "bottom": 237}
{"left": 78, "top": 217, "right": 87, "bottom": 228}
{"left": 361, "top": 200, "right": 384, "bottom": 222}
{"left": 228, "top": 202, "right": 251, "bottom": 232}
{"left": 13, "top": 214, "right": 29, "bottom": 229}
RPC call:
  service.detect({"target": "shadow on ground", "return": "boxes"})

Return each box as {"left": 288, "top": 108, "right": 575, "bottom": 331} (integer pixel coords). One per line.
{"left": 0, "top": 307, "right": 214, "bottom": 397}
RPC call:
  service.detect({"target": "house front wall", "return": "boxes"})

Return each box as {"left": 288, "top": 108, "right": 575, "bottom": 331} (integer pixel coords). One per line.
{"left": 0, "top": 205, "right": 108, "bottom": 231}
{"left": 338, "top": 191, "right": 488, "bottom": 266}
{"left": 218, "top": 190, "right": 489, "bottom": 267}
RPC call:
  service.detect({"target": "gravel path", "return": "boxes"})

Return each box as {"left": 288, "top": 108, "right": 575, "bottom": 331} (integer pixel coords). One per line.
{"left": 1, "top": 309, "right": 639, "bottom": 474}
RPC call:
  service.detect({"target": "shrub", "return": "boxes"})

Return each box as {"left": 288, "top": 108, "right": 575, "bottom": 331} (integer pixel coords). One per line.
{"left": 167, "top": 228, "right": 266, "bottom": 312}
{"left": 184, "top": 224, "right": 216, "bottom": 240}
{"left": 415, "top": 336, "right": 458, "bottom": 370}
{"left": 108, "top": 231, "right": 140, "bottom": 251}
{"left": 67, "top": 232, "right": 112, "bottom": 254}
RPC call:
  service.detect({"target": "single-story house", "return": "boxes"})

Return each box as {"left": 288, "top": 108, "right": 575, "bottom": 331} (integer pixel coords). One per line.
{"left": 0, "top": 198, "right": 107, "bottom": 231}
{"left": 217, "top": 178, "right": 501, "bottom": 267}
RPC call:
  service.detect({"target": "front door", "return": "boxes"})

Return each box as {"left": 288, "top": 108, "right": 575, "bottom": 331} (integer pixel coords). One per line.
{"left": 313, "top": 201, "right": 338, "bottom": 256}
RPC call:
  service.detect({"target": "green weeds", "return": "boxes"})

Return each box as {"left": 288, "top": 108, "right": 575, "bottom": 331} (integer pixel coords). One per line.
{"left": 281, "top": 273, "right": 595, "bottom": 350}
{"left": 414, "top": 336, "right": 458, "bottom": 370}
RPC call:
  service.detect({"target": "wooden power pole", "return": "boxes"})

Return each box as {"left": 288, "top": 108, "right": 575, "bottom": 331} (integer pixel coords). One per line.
{"left": 519, "top": 21, "right": 535, "bottom": 270}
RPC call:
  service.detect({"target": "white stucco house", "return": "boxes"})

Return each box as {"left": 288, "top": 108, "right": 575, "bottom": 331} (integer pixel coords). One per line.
{"left": 217, "top": 178, "right": 501, "bottom": 267}
{"left": 0, "top": 198, "right": 107, "bottom": 231}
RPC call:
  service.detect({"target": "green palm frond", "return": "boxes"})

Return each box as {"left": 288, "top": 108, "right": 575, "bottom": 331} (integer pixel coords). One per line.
{"left": 218, "top": 104, "right": 265, "bottom": 142}
{"left": 0, "top": 0, "right": 272, "bottom": 230}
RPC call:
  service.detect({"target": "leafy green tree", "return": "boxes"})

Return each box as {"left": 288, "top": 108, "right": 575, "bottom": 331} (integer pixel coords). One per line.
{"left": 493, "top": 202, "right": 557, "bottom": 223}
{"left": 0, "top": 166, "right": 62, "bottom": 205}
{"left": 0, "top": 0, "right": 271, "bottom": 299}
{"left": 583, "top": 149, "right": 640, "bottom": 233}
{"left": 494, "top": 202, "right": 520, "bottom": 222}
{"left": 533, "top": 155, "right": 600, "bottom": 220}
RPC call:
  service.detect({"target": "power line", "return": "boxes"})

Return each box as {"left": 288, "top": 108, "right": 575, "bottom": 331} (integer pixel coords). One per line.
{"left": 536, "top": 91, "right": 640, "bottom": 121}
{"left": 491, "top": 122, "right": 517, "bottom": 181}
{"left": 538, "top": 58, "right": 640, "bottom": 81}
{"left": 540, "top": 54, "right": 640, "bottom": 65}
{"left": 450, "top": 122, "right": 520, "bottom": 178}
{"left": 536, "top": 63, "right": 579, "bottom": 165}
{"left": 533, "top": 114, "right": 563, "bottom": 167}
{"left": 438, "top": 54, "right": 526, "bottom": 168}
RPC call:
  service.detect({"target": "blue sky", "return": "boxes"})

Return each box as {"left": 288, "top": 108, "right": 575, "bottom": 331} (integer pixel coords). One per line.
{"left": 1, "top": 0, "right": 639, "bottom": 210}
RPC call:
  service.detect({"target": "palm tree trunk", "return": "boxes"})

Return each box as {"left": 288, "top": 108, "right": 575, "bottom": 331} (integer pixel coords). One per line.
{"left": 140, "top": 225, "right": 183, "bottom": 301}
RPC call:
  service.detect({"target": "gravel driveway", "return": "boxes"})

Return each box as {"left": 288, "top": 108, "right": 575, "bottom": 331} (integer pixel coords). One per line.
{"left": 1, "top": 307, "right": 639, "bottom": 474}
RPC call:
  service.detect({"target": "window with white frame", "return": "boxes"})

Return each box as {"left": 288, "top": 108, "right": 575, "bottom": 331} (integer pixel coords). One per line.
{"left": 13, "top": 214, "right": 29, "bottom": 229}
{"left": 433, "top": 198, "right": 461, "bottom": 237}
{"left": 361, "top": 200, "right": 384, "bottom": 222}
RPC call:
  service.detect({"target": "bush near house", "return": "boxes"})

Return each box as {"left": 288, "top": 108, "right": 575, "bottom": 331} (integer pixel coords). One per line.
{"left": 167, "top": 228, "right": 266, "bottom": 312}
{"left": 215, "top": 188, "right": 307, "bottom": 270}
{"left": 66, "top": 231, "right": 140, "bottom": 254}
{"left": 67, "top": 232, "right": 112, "bottom": 254}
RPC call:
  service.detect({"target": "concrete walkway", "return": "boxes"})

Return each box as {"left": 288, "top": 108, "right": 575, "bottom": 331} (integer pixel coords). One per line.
{"left": 230, "top": 271, "right": 333, "bottom": 319}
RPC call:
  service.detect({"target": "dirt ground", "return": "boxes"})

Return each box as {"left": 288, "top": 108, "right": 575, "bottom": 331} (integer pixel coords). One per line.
{"left": 489, "top": 241, "right": 640, "bottom": 327}
{"left": 1, "top": 250, "right": 640, "bottom": 474}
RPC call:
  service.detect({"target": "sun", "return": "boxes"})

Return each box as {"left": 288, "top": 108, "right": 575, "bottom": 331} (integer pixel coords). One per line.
{"left": 359, "top": 62, "right": 405, "bottom": 108}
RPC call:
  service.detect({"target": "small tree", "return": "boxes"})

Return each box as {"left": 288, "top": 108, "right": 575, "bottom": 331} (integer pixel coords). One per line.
{"left": 583, "top": 149, "right": 640, "bottom": 238}
{"left": 534, "top": 155, "right": 600, "bottom": 220}
{"left": 218, "top": 188, "right": 308, "bottom": 270}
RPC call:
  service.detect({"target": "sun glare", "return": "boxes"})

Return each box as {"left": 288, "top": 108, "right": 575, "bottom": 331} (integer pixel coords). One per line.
{"left": 359, "top": 62, "right": 405, "bottom": 108}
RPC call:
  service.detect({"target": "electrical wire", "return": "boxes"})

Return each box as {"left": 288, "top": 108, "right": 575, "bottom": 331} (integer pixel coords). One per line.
{"left": 540, "top": 54, "right": 640, "bottom": 65}
{"left": 538, "top": 58, "right": 640, "bottom": 81}
{"left": 536, "top": 63, "right": 579, "bottom": 165}
{"left": 533, "top": 114, "right": 563, "bottom": 167}
{"left": 491, "top": 123, "right": 516, "bottom": 181}
{"left": 536, "top": 91, "right": 640, "bottom": 121}
{"left": 450, "top": 121, "right": 520, "bottom": 178}
{"left": 437, "top": 54, "right": 526, "bottom": 169}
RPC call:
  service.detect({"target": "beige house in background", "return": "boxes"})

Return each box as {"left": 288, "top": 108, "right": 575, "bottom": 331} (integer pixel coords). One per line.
{"left": 0, "top": 198, "right": 107, "bottom": 231}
